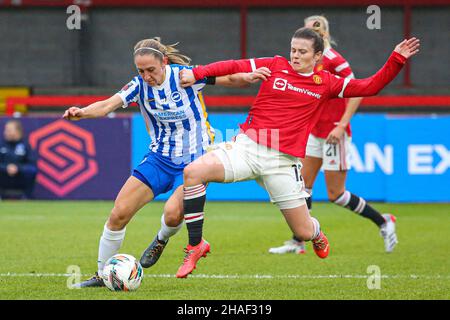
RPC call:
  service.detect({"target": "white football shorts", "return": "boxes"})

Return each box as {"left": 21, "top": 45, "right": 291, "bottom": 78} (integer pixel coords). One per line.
{"left": 212, "top": 134, "right": 310, "bottom": 209}
{"left": 305, "top": 133, "right": 352, "bottom": 171}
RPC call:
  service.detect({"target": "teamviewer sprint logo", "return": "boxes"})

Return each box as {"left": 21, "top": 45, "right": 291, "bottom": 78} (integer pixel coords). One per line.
{"left": 29, "top": 120, "right": 98, "bottom": 197}
{"left": 273, "top": 78, "right": 288, "bottom": 91}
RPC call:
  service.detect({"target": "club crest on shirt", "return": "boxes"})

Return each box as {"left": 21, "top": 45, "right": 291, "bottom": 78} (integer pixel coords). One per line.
{"left": 273, "top": 78, "right": 288, "bottom": 91}
{"left": 313, "top": 75, "right": 322, "bottom": 85}
{"left": 170, "top": 91, "right": 183, "bottom": 103}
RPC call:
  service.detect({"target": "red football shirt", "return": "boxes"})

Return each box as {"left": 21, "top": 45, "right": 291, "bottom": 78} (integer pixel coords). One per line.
{"left": 193, "top": 52, "right": 406, "bottom": 158}
{"left": 312, "top": 47, "right": 354, "bottom": 139}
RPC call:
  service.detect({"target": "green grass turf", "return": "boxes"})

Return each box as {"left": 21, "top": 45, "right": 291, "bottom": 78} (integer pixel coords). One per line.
{"left": 0, "top": 201, "right": 449, "bottom": 300}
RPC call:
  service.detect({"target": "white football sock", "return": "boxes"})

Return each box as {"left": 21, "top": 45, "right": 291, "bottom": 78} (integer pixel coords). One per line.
{"left": 157, "top": 214, "right": 183, "bottom": 242}
{"left": 310, "top": 217, "right": 321, "bottom": 240}
{"left": 97, "top": 224, "right": 126, "bottom": 276}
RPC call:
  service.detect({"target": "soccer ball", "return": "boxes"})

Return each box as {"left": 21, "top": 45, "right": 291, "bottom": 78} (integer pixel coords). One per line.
{"left": 102, "top": 254, "right": 143, "bottom": 291}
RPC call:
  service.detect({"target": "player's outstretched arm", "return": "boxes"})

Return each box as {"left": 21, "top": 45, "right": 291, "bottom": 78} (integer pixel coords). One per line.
{"left": 337, "top": 37, "right": 420, "bottom": 98}
{"left": 215, "top": 67, "right": 272, "bottom": 88}
{"left": 62, "top": 94, "right": 123, "bottom": 121}
{"left": 180, "top": 58, "right": 268, "bottom": 88}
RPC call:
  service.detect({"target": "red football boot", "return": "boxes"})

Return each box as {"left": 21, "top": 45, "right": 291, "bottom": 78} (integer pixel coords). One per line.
{"left": 312, "top": 231, "right": 330, "bottom": 259}
{"left": 176, "top": 239, "right": 211, "bottom": 278}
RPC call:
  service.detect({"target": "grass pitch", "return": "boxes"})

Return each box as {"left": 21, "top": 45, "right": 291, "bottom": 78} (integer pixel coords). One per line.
{"left": 0, "top": 200, "right": 449, "bottom": 300}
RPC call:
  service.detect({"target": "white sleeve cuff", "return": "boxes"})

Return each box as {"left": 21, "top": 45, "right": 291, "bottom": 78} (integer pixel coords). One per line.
{"left": 250, "top": 59, "right": 256, "bottom": 72}
{"left": 115, "top": 93, "right": 128, "bottom": 109}
{"left": 338, "top": 78, "right": 351, "bottom": 98}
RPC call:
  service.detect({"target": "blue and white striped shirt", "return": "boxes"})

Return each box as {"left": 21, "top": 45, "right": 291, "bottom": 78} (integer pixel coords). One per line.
{"left": 117, "top": 64, "right": 214, "bottom": 166}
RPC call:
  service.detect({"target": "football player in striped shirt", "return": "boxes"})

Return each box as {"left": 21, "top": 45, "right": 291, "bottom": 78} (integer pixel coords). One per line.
{"left": 64, "top": 37, "right": 266, "bottom": 288}
{"left": 269, "top": 16, "right": 397, "bottom": 256}
{"left": 177, "top": 28, "right": 419, "bottom": 278}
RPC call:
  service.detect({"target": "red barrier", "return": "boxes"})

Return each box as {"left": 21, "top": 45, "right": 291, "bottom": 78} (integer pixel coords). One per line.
{"left": 5, "top": 95, "right": 450, "bottom": 116}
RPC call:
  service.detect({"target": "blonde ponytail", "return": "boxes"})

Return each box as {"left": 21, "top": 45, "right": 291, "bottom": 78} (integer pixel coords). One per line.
{"left": 304, "top": 15, "right": 336, "bottom": 48}
{"left": 133, "top": 37, "right": 191, "bottom": 65}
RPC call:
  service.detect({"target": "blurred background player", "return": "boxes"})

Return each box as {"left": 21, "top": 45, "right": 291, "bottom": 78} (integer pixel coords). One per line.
{"left": 177, "top": 27, "right": 419, "bottom": 278}
{"left": 0, "top": 119, "right": 37, "bottom": 200}
{"left": 64, "top": 37, "right": 265, "bottom": 287}
{"left": 269, "top": 16, "right": 398, "bottom": 255}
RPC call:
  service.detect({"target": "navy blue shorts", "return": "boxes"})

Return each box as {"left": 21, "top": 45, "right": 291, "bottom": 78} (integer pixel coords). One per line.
{"left": 132, "top": 151, "right": 185, "bottom": 198}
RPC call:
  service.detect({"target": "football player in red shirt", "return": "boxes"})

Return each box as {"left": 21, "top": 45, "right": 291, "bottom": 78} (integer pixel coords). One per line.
{"left": 175, "top": 27, "right": 419, "bottom": 278}
{"left": 269, "top": 16, "right": 398, "bottom": 256}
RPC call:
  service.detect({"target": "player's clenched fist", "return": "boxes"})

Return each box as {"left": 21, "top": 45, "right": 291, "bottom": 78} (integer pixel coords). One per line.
{"left": 63, "top": 106, "right": 85, "bottom": 121}
{"left": 179, "top": 69, "right": 196, "bottom": 88}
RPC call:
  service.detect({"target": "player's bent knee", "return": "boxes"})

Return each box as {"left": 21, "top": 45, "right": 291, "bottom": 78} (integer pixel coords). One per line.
{"left": 109, "top": 203, "right": 134, "bottom": 228}
{"left": 163, "top": 207, "right": 183, "bottom": 227}
{"left": 183, "top": 163, "right": 202, "bottom": 182}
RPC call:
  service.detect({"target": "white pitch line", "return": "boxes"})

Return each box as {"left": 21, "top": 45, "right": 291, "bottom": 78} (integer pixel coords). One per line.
{"left": 0, "top": 273, "right": 449, "bottom": 280}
